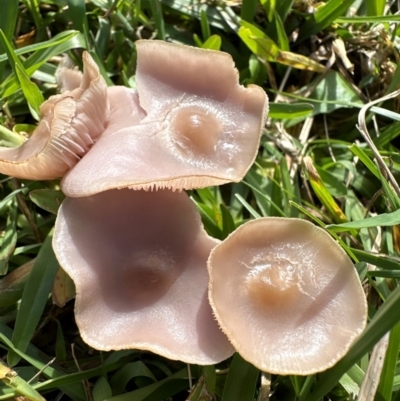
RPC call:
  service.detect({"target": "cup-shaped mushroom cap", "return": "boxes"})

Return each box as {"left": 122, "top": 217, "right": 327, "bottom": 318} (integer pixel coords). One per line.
{"left": 61, "top": 40, "right": 267, "bottom": 197}
{"left": 0, "top": 52, "right": 108, "bottom": 180}
{"left": 52, "top": 188, "right": 234, "bottom": 364}
{"left": 208, "top": 218, "right": 367, "bottom": 375}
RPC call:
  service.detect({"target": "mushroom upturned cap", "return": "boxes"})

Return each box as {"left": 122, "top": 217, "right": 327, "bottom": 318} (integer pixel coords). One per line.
{"left": 0, "top": 52, "right": 108, "bottom": 180}
{"left": 61, "top": 40, "right": 268, "bottom": 197}
{"left": 52, "top": 188, "right": 234, "bottom": 364}
{"left": 208, "top": 218, "right": 367, "bottom": 375}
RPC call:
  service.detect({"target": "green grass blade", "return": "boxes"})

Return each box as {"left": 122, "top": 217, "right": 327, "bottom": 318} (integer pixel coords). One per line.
{"left": 149, "top": 0, "right": 166, "bottom": 40}
{"left": 275, "top": 0, "right": 294, "bottom": 20}
{"left": 8, "top": 231, "right": 59, "bottom": 367}
{"left": 202, "top": 35, "right": 221, "bottom": 50}
{"left": 269, "top": 102, "right": 313, "bottom": 119}
{"left": 0, "top": 361, "right": 45, "bottom": 401}
{"left": 67, "top": 0, "right": 89, "bottom": 34}
{"left": 0, "top": 200, "right": 18, "bottom": 275}
{"left": 105, "top": 368, "right": 188, "bottom": 401}
{"left": 351, "top": 249, "right": 400, "bottom": 270}
{"left": 15, "top": 63, "right": 44, "bottom": 120}
{"left": 220, "top": 203, "right": 236, "bottom": 239}
{"left": 241, "top": 0, "right": 258, "bottom": 22}
{"left": 336, "top": 15, "right": 400, "bottom": 23}
{"left": 221, "top": 353, "right": 259, "bottom": 401}
{"left": 29, "top": 190, "right": 65, "bottom": 215}
{"left": 21, "top": 0, "right": 43, "bottom": 34}
{"left": 0, "top": 327, "right": 85, "bottom": 400}
{"left": 298, "top": 0, "right": 354, "bottom": 42}
{"left": 377, "top": 321, "right": 400, "bottom": 401}
{"left": 0, "top": 31, "right": 79, "bottom": 63}
{"left": 328, "top": 208, "right": 400, "bottom": 232}
{"left": 308, "top": 285, "right": 400, "bottom": 401}
{"left": 274, "top": 10, "right": 289, "bottom": 51}
{"left": 200, "top": 9, "right": 211, "bottom": 40}
{"left": 235, "top": 194, "right": 261, "bottom": 218}
{"left": 366, "top": 0, "right": 385, "bottom": 16}
{"left": 1, "top": 32, "right": 86, "bottom": 98}
{"left": 0, "top": 0, "right": 18, "bottom": 80}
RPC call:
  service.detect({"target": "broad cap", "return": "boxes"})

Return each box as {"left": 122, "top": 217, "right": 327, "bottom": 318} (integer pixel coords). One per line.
{"left": 208, "top": 217, "right": 367, "bottom": 375}
{"left": 53, "top": 188, "right": 234, "bottom": 364}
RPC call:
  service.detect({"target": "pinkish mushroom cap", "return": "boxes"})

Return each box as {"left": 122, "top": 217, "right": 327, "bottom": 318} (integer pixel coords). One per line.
{"left": 208, "top": 217, "right": 367, "bottom": 375}
{"left": 61, "top": 40, "right": 268, "bottom": 197}
{"left": 0, "top": 52, "right": 108, "bottom": 180}
{"left": 52, "top": 188, "right": 234, "bottom": 364}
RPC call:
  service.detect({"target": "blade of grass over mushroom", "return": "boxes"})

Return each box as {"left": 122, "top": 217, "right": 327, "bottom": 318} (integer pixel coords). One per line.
{"left": 0, "top": 361, "right": 45, "bottom": 401}
{"left": 221, "top": 354, "right": 259, "bottom": 401}
{"left": 297, "top": 0, "right": 355, "bottom": 42}
{"left": 308, "top": 285, "right": 400, "bottom": 401}
{"left": 8, "top": 231, "right": 59, "bottom": 367}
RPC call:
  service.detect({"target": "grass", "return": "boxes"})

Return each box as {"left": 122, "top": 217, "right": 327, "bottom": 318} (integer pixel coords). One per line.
{"left": 0, "top": 0, "right": 400, "bottom": 400}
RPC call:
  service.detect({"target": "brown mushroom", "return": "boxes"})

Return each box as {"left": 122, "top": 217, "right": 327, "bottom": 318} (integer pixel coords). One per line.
{"left": 52, "top": 188, "right": 234, "bottom": 364}
{"left": 0, "top": 52, "right": 108, "bottom": 180}
{"left": 61, "top": 40, "right": 268, "bottom": 197}
{"left": 208, "top": 217, "right": 367, "bottom": 375}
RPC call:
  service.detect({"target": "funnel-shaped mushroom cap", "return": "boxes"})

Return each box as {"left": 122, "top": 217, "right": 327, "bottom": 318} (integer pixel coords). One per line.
{"left": 0, "top": 52, "right": 108, "bottom": 180}
{"left": 61, "top": 40, "right": 267, "bottom": 197}
{"left": 53, "top": 188, "right": 234, "bottom": 364}
{"left": 208, "top": 218, "right": 367, "bottom": 375}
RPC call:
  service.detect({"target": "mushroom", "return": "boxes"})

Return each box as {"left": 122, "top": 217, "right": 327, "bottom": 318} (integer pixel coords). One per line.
{"left": 0, "top": 52, "right": 108, "bottom": 180}
{"left": 52, "top": 188, "right": 234, "bottom": 364}
{"left": 207, "top": 217, "right": 367, "bottom": 375}
{"left": 61, "top": 40, "right": 268, "bottom": 197}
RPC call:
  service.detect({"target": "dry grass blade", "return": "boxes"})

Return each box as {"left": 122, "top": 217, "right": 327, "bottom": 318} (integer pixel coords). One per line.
{"left": 356, "top": 89, "right": 400, "bottom": 198}
{"left": 358, "top": 332, "right": 389, "bottom": 401}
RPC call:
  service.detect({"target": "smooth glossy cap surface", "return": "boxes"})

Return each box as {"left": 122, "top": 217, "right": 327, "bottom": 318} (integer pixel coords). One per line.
{"left": 53, "top": 189, "right": 234, "bottom": 364}
{"left": 208, "top": 217, "right": 367, "bottom": 375}
{"left": 61, "top": 40, "right": 268, "bottom": 196}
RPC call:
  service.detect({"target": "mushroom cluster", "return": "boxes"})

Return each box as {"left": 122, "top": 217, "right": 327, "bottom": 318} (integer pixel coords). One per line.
{"left": 2, "top": 40, "right": 367, "bottom": 373}
{"left": 51, "top": 40, "right": 267, "bottom": 365}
